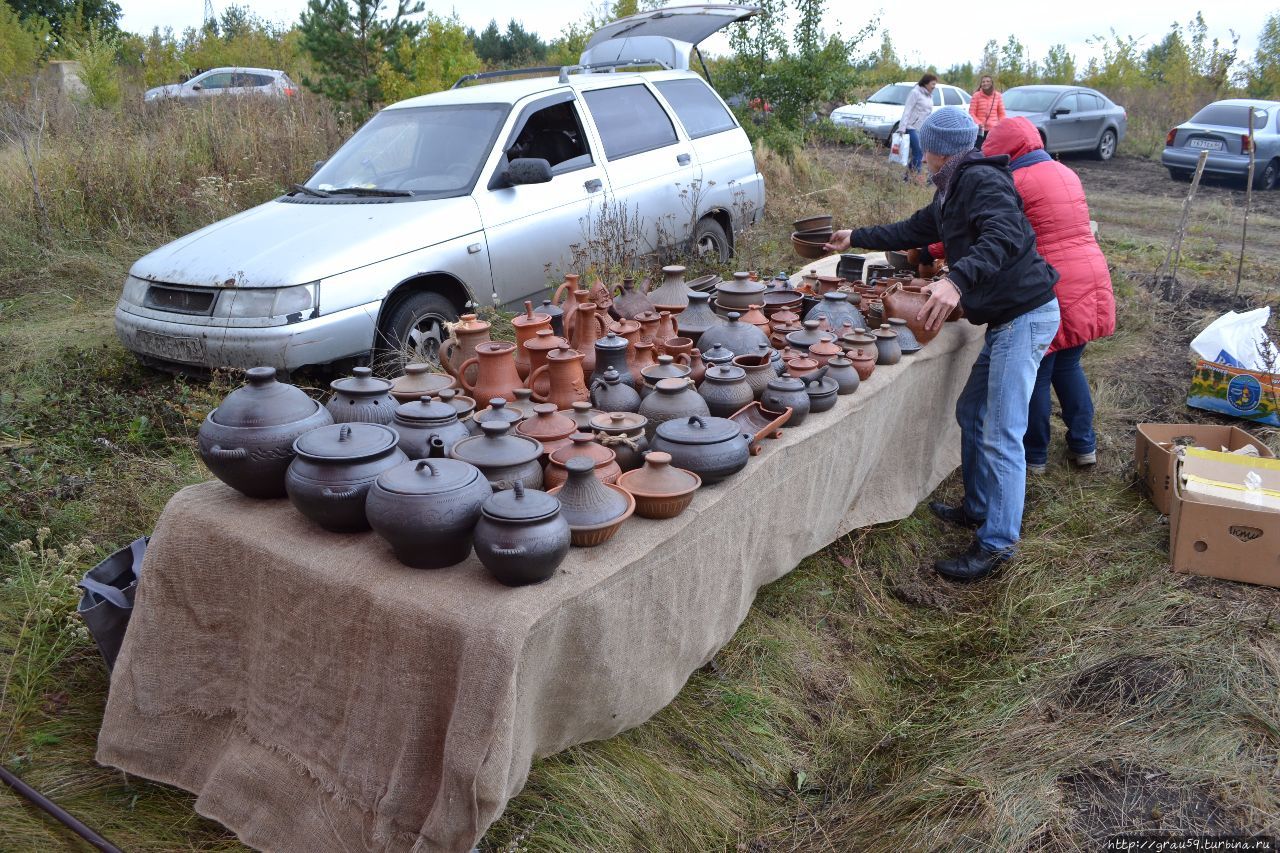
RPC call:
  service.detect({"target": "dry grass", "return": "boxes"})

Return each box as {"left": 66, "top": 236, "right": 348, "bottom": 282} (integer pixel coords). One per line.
{"left": 3, "top": 115, "right": 1280, "bottom": 852}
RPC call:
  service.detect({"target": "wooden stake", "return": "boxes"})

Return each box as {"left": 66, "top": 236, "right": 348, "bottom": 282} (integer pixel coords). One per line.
{"left": 1236, "top": 110, "right": 1257, "bottom": 298}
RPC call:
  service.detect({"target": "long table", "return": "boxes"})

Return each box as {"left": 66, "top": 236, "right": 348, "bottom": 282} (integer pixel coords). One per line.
{"left": 97, "top": 320, "right": 985, "bottom": 852}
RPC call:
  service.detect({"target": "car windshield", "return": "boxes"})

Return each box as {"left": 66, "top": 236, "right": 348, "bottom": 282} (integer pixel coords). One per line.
{"left": 867, "top": 84, "right": 913, "bottom": 106}
{"left": 307, "top": 103, "right": 509, "bottom": 197}
{"left": 1004, "top": 90, "right": 1060, "bottom": 113}
{"left": 1190, "top": 104, "right": 1269, "bottom": 129}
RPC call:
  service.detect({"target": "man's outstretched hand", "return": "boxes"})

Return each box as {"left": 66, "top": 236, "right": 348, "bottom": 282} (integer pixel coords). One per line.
{"left": 917, "top": 277, "right": 960, "bottom": 332}
{"left": 823, "top": 230, "right": 852, "bottom": 253}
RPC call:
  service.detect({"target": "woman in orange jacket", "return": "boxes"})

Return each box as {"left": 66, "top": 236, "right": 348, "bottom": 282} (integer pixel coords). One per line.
{"left": 969, "top": 75, "right": 1005, "bottom": 143}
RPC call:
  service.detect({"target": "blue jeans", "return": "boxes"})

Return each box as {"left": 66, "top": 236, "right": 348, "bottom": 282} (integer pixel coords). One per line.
{"left": 1024, "top": 343, "right": 1096, "bottom": 466}
{"left": 907, "top": 129, "right": 922, "bottom": 173}
{"left": 955, "top": 299, "right": 1060, "bottom": 552}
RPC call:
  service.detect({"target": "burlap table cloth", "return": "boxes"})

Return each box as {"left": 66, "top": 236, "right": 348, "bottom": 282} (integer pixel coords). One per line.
{"left": 97, "top": 321, "right": 984, "bottom": 852}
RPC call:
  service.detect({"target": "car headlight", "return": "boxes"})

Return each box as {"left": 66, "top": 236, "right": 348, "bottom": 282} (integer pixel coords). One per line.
{"left": 121, "top": 275, "right": 149, "bottom": 305}
{"left": 222, "top": 284, "right": 317, "bottom": 318}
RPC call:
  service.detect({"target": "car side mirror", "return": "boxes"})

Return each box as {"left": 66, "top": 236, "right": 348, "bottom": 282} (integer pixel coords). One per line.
{"left": 191, "top": 83, "right": 203, "bottom": 91}
{"left": 503, "top": 158, "right": 552, "bottom": 187}
{"left": 1051, "top": 108, "right": 1069, "bottom": 119}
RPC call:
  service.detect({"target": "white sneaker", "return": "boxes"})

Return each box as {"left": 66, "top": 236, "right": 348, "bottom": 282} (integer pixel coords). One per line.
{"left": 1072, "top": 451, "right": 1097, "bottom": 467}
{"left": 1028, "top": 463, "right": 1047, "bottom": 475}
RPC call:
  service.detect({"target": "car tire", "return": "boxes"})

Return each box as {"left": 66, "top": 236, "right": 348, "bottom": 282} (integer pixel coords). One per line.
{"left": 1254, "top": 159, "right": 1280, "bottom": 191}
{"left": 1168, "top": 167, "right": 1191, "bottom": 182}
{"left": 692, "top": 217, "right": 732, "bottom": 263}
{"left": 1094, "top": 128, "right": 1117, "bottom": 161}
{"left": 375, "top": 290, "right": 459, "bottom": 374}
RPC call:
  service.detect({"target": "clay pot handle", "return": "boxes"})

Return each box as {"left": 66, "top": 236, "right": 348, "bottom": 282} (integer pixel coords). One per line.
{"left": 208, "top": 445, "right": 247, "bottom": 459}
{"left": 527, "top": 364, "right": 550, "bottom": 403}
{"left": 439, "top": 341, "right": 458, "bottom": 379}
{"left": 321, "top": 486, "right": 359, "bottom": 500}
{"left": 492, "top": 546, "right": 526, "bottom": 557}
{"left": 456, "top": 356, "right": 480, "bottom": 393}
{"left": 671, "top": 352, "right": 690, "bottom": 366}
{"left": 687, "top": 415, "right": 706, "bottom": 428}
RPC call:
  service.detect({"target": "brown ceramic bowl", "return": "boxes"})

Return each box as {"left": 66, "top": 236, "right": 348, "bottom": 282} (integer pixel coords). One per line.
{"left": 547, "top": 484, "right": 636, "bottom": 546}
{"left": 885, "top": 249, "right": 914, "bottom": 271}
{"left": 793, "top": 214, "right": 833, "bottom": 231}
{"left": 616, "top": 468, "right": 701, "bottom": 520}
{"left": 791, "top": 234, "right": 829, "bottom": 260}
{"left": 793, "top": 227, "right": 834, "bottom": 241}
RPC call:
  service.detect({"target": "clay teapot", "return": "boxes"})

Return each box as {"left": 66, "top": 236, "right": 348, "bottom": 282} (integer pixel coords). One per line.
{"left": 511, "top": 301, "right": 552, "bottom": 379}
{"left": 686, "top": 348, "right": 708, "bottom": 386}
{"left": 634, "top": 310, "right": 663, "bottom": 348}
{"left": 327, "top": 367, "right": 397, "bottom": 425}
{"left": 458, "top": 341, "right": 522, "bottom": 404}
{"left": 528, "top": 347, "right": 590, "bottom": 410}
{"left": 591, "top": 331, "right": 635, "bottom": 390}
{"left": 440, "top": 313, "right": 492, "bottom": 385}
{"left": 629, "top": 340, "right": 658, "bottom": 387}
{"left": 655, "top": 311, "right": 679, "bottom": 349}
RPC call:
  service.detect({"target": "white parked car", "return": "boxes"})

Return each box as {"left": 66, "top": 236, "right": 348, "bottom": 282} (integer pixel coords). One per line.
{"left": 116, "top": 6, "right": 765, "bottom": 374}
{"left": 830, "top": 81, "right": 972, "bottom": 143}
{"left": 143, "top": 66, "right": 299, "bottom": 103}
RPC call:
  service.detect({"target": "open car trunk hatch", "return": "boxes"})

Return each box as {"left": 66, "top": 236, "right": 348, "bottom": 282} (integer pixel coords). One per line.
{"left": 581, "top": 4, "right": 758, "bottom": 70}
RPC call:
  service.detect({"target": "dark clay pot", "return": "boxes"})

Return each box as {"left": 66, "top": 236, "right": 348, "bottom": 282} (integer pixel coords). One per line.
{"left": 761, "top": 375, "right": 811, "bottom": 427}
{"left": 803, "top": 367, "right": 840, "bottom": 414}
{"left": 286, "top": 423, "right": 408, "bottom": 532}
{"left": 826, "top": 356, "right": 861, "bottom": 395}
{"left": 391, "top": 396, "right": 471, "bottom": 459}
{"left": 591, "top": 367, "right": 642, "bottom": 413}
{"left": 591, "top": 332, "right": 635, "bottom": 389}
{"left": 695, "top": 311, "right": 770, "bottom": 358}
{"left": 365, "top": 459, "right": 492, "bottom": 568}
{"left": 449, "top": 421, "right": 544, "bottom": 491}
{"left": 649, "top": 414, "right": 752, "bottom": 485}
{"left": 198, "top": 366, "right": 334, "bottom": 498}
{"left": 327, "top": 367, "right": 397, "bottom": 425}
{"left": 638, "top": 377, "right": 709, "bottom": 440}
{"left": 589, "top": 411, "right": 649, "bottom": 472}
{"left": 474, "top": 481, "right": 571, "bottom": 585}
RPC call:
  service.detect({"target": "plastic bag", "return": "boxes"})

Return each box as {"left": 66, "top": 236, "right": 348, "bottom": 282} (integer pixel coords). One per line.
{"left": 77, "top": 537, "right": 146, "bottom": 671}
{"left": 889, "top": 132, "right": 910, "bottom": 166}
{"left": 1190, "top": 307, "right": 1279, "bottom": 372}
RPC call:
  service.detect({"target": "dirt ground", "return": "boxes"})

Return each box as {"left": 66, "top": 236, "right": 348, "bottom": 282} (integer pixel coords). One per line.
{"left": 1071, "top": 154, "right": 1280, "bottom": 219}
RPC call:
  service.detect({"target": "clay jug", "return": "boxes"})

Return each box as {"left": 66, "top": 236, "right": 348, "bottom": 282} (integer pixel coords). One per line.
{"left": 459, "top": 341, "right": 522, "bottom": 404}
{"left": 591, "top": 331, "right": 636, "bottom": 389}
{"left": 686, "top": 348, "right": 707, "bottom": 386}
{"left": 551, "top": 273, "right": 581, "bottom": 312}
{"left": 612, "top": 277, "right": 655, "bottom": 321}
{"left": 648, "top": 264, "right": 691, "bottom": 312}
{"left": 848, "top": 347, "right": 877, "bottom": 381}
{"left": 634, "top": 310, "right": 662, "bottom": 348}
{"left": 511, "top": 300, "right": 552, "bottom": 380}
{"left": 527, "top": 347, "right": 590, "bottom": 410}
{"left": 655, "top": 312, "right": 679, "bottom": 350}
{"left": 524, "top": 329, "right": 570, "bottom": 398}
{"left": 440, "top": 313, "right": 491, "bottom": 385}
{"left": 614, "top": 317, "right": 641, "bottom": 346}
{"left": 569, "top": 301, "right": 605, "bottom": 377}
{"left": 881, "top": 282, "right": 941, "bottom": 345}
{"left": 630, "top": 340, "right": 657, "bottom": 387}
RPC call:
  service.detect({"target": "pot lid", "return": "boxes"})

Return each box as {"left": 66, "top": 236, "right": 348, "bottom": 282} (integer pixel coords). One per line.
{"left": 805, "top": 374, "right": 839, "bottom": 395}
{"left": 451, "top": 421, "right": 541, "bottom": 468}
{"left": 376, "top": 458, "right": 482, "bottom": 496}
{"left": 437, "top": 388, "right": 477, "bottom": 415}
{"left": 702, "top": 343, "right": 734, "bottom": 364}
{"left": 596, "top": 331, "right": 628, "bottom": 352}
{"left": 874, "top": 324, "right": 898, "bottom": 339}
{"left": 655, "top": 414, "right": 741, "bottom": 446}
{"left": 294, "top": 422, "right": 398, "bottom": 461}
{"left": 590, "top": 411, "right": 646, "bottom": 433}
{"left": 210, "top": 366, "right": 319, "bottom": 428}
{"left": 642, "top": 355, "right": 690, "bottom": 382}
{"left": 389, "top": 364, "right": 454, "bottom": 397}
{"left": 330, "top": 366, "right": 393, "bottom": 397}
{"left": 822, "top": 291, "right": 849, "bottom": 302}
{"left": 767, "top": 375, "right": 806, "bottom": 392}
{"left": 600, "top": 366, "right": 625, "bottom": 384}
{"left": 549, "top": 433, "right": 616, "bottom": 467}
{"left": 525, "top": 329, "right": 568, "bottom": 352}
{"left": 474, "top": 398, "right": 522, "bottom": 425}
{"left": 394, "top": 395, "right": 458, "bottom": 424}
{"left": 539, "top": 299, "right": 563, "bottom": 317}
{"left": 516, "top": 404, "right": 577, "bottom": 439}
{"left": 687, "top": 289, "right": 713, "bottom": 303}
{"left": 717, "top": 274, "right": 766, "bottom": 295}
{"left": 618, "top": 451, "right": 699, "bottom": 496}
{"left": 482, "top": 480, "right": 560, "bottom": 522}
{"left": 703, "top": 364, "right": 746, "bottom": 383}
{"left": 512, "top": 300, "right": 551, "bottom": 327}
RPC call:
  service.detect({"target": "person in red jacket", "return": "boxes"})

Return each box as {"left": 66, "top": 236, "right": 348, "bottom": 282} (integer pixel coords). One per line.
{"left": 969, "top": 75, "right": 1005, "bottom": 144}
{"left": 981, "top": 116, "right": 1116, "bottom": 472}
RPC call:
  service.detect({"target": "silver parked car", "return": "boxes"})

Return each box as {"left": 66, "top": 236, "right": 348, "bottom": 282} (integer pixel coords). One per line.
{"left": 1002, "top": 85, "right": 1127, "bottom": 159}
{"left": 116, "top": 5, "right": 765, "bottom": 374}
{"left": 1162, "top": 99, "right": 1280, "bottom": 189}
{"left": 830, "top": 81, "right": 972, "bottom": 143}
{"left": 143, "top": 66, "right": 299, "bottom": 103}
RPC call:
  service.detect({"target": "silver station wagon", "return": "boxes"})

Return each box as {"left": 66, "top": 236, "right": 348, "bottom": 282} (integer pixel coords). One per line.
{"left": 115, "top": 5, "right": 765, "bottom": 373}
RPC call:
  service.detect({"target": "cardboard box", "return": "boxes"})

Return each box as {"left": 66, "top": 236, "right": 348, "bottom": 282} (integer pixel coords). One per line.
{"left": 1186, "top": 359, "right": 1280, "bottom": 427}
{"left": 1169, "top": 448, "right": 1280, "bottom": 587}
{"left": 1135, "top": 423, "right": 1274, "bottom": 515}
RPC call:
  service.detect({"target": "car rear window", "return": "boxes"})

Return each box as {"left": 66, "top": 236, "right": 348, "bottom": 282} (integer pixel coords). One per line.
{"left": 943, "top": 88, "right": 962, "bottom": 106}
{"left": 1004, "top": 89, "right": 1059, "bottom": 113}
{"left": 654, "top": 79, "right": 737, "bottom": 139}
{"left": 1191, "top": 104, "right": 1269, "bottom": 129}
{"left": 583, "top": 85, "right": 678, "bottom": 159}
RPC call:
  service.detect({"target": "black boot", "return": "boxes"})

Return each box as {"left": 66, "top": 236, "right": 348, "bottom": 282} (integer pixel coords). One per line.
{"left": 933, "top": 540, "right": 1010, "bottom": 582}
{"left": 928, "top": 501, "right": 983, "bottom": 529}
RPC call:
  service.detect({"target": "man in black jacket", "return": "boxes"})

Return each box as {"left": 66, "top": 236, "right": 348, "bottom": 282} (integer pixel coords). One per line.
{"left": 825, "top": 109, "right": 1060, "bottom": 581}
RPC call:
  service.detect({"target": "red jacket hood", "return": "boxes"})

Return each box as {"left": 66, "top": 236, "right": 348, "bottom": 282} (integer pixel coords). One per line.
{"left": 982, "top": 116, "right": 1042, "bottom": 161}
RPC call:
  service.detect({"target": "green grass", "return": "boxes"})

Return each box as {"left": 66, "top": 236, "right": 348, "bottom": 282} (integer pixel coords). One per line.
{"left": 3, "top": 109, "right": 1280, "bottom": 851}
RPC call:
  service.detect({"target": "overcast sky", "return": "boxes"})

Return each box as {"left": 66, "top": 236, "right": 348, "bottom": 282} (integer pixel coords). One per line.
{"left": 117, "top": 1, "right": 1271, "bottom": 78}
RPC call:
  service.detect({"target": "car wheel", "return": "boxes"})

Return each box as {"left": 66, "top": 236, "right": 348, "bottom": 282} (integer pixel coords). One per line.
{"left": 692, "top": 217, "right": 732, "bottom": 263}
{"left": 1094, "top": 128, "right": 1117, "bottom": 161}
{"left": 375, "top": 290, "right": 459, "bottom": 374}
{"left": 1254, "top": 159, "right": 1280, "bottom": 191}
{"left": 1167, "top": 167, "right": 1191, "bottom": 182}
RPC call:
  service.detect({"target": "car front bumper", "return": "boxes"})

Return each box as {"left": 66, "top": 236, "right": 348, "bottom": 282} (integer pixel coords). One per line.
{"left": 831, "top": 114, "right": 896, "bottom": 141}
{"left": 1161, "top": 147, "right": 1252, "bottom": 177}
{"left": 115, "top": 300, "right": 380, "bottom": 372}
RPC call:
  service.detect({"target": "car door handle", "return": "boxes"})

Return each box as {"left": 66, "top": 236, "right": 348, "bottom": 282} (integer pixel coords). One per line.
{"left": 677, "top": 153, "right": 691, "bottom": 166}
{"left": 584, "top": 178, "right": 602, "bottom": 192}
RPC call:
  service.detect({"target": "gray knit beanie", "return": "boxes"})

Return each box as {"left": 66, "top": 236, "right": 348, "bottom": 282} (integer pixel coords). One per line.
{"left": 919, "top": 109, "right": 979, "bottom": 156}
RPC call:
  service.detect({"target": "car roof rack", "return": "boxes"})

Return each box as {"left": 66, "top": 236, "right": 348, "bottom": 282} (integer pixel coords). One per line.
{"left": 452, "top": 58, "right": 673, "bottom": 89}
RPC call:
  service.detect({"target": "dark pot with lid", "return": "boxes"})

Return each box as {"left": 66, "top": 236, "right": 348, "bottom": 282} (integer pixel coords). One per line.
{"left": 785, "top": 319, "right": 835, "bottom": 352}
{"left": 327, "top": 366, "right": 397, "bottom": 425}
{"left": 449, "top": 421, "right": 544, "bottom": 491}
{"left": 365, "top": 458, "right": 492, "bottom": 568}
{"left": 589, "top": 411, "right": 649, "bottom": 472}
{"left": 198, "top": 366, "right": 334, "bottom": 498}
{"left": 762, "top": 374, "right": 812, "bottom": 427}
{"left": 391, "top": 395, "right": 471, "bottom": 459}
{"left": 649, "top": 414, "right": 753, "bottom": 485}
{"left": 286, "top": 423, "right": 408, "bottom": 532}
{"left": 695, "top": 312, "right": 770, "bottom": 358}
{"left": 591, "top": 367, "right": 641, "bottom": 413}
{"left": 591, "top": 332, "right": 635, "bottom": 389}
{"left": 474, "top": 481, "right": 571, "bottom": 586}
{"left": 803, "top": 366, "right": 839, "bottom": 414}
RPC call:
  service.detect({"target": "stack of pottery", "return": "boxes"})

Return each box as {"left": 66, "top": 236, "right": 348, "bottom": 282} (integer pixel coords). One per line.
{"left": 647, "top": 265, "right": 694, "bottom": 313}
{"left": 714, "top": 272, "right": 766, "bottom": 313}
{"left": 198, "top": 366, "right": 334, "bottom": 498}
{"left": 389, "top": 363, "right": 456, "bottom": 404}
{"left": 328, "top": 367, "right": 397, "bottom": 425}
{"left": 791, "top": 215, "right": 833, "bottom": 260}
{"left": 547, "top": 456, "right": 635, "bottom": 547}
{"left": 365, "top": 458, "right": 492, "bottom": 568}
{"left": 616, "top": 451, "right": 701, "bottom": 519}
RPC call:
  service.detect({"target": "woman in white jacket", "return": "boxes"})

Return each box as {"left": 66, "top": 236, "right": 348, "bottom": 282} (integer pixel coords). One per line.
{"left": 901, "top": 74, "right": 937, "bottom": 179}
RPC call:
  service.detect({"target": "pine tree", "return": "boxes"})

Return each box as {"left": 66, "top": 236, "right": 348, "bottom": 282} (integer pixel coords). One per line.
{"left": 297, "top": 0, "right": 424, "bottom": 119}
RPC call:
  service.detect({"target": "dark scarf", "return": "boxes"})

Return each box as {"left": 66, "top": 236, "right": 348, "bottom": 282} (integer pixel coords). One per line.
{"left": 934, "top": 149, "right": 985, "bottom": 202}
{"left": 1010, "top": 149, "right": 1053, "bottom": 171}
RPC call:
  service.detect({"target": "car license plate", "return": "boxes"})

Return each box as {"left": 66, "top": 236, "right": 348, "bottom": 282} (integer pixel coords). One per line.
{"left": 1188, "top": 138, "right": 1224, "bottom": 150}
{"left": 135, "top": 330, "right": 207, "bottom": 363}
